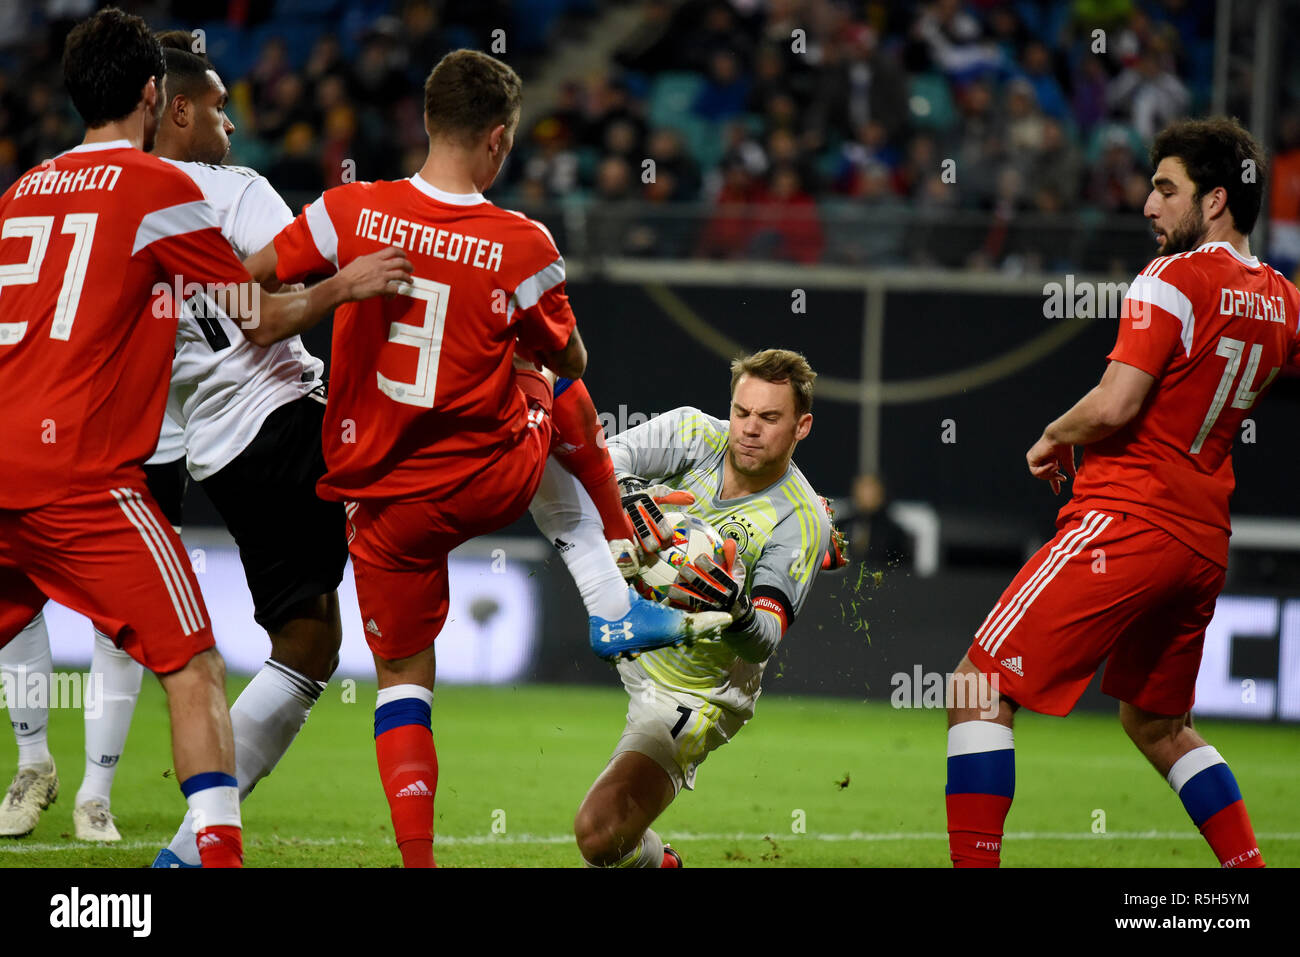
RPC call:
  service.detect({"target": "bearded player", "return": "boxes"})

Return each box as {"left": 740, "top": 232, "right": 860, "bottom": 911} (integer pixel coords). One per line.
{"left": 571, "top": 349, "right": 833, "bottom": 867}
{"left": 945, "top": 117, "right": 1300, "bottom": 868}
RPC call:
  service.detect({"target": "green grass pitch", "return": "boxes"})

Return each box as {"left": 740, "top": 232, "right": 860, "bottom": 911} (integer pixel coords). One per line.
{"left": 1, "top": 676, "right": 1296, "bottom": 867}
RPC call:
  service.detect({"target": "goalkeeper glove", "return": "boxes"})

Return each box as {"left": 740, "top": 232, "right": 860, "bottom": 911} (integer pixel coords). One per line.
{"left": 615, "top": 474, "right": 695, "bottom": 564}
{"left": 668, "top": 539, "right": 754, "bottom": 628}
{"left": 820, "top": 496, "right": 849, "bottom": 570}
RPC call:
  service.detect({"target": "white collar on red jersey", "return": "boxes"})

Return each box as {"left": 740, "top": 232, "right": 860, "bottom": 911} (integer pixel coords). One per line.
{"left": 408, "top": 173, "right": 486, "bottom": 206}
{"left": 57, "top": 139, "right": 134, "bottom": 158}
{"left": 1197, "top": 241, "right": 1260, "bottom": 269}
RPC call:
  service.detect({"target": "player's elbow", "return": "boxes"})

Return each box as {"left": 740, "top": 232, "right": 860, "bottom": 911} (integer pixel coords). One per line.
{"left": 1096, "top": 390, "right": 1143, "bottom": 431}
{"left": 542, "top": 328, "right": 586, "bottom": 379}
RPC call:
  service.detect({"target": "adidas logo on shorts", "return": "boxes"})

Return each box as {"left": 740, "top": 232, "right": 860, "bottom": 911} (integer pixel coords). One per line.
{"left": 396, "top": 779, "right": 433, "bottom": 797}
{"left": 1000, "top": 655, "right": 1024, "bottom": 676}
{"left": 365, "top": 618, "right": 383, "bottom": 637}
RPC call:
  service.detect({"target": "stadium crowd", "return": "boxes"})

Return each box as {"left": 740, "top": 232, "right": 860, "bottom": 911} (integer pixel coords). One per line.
{"left": 0, "top": 0, "right": 1296, "bottom": 271}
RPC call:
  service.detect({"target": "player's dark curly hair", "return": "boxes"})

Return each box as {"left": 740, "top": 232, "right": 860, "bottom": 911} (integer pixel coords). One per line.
{"left": 63, "top": 7, "right": 166, "bottom": 129}
{"left": 1151, "top": 117, "right": 1266, "bottom": 235}
{"left": 424, "top": 49, "right": 522, "bottom": 146}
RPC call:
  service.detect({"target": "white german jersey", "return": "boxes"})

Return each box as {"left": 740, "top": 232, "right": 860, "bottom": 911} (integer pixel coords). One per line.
{"left": 608, "top": 407, "right": 830, "bottom": 719}
{"left": 145, "top": 161, "right": 323, "bottom": 479}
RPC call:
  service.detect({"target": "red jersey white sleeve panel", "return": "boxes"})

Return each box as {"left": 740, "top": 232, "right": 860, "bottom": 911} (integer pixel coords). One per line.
{"left": 0, "top": 144, "right": 250, "bottom": 509}
{"left": 510, "top": 260, "right": 577, "bottom": 356}
{"left": 273, "top": 192, "right": 339, "bottom": 282}
{"left": 290, "top": 177, "right": 574, "bottom": 502}
{"left": 1066, "top": 245, "right": 1300, "bottom": 566}
{"left": 1110, "top": 271, "right": 1193, "bottom": 377}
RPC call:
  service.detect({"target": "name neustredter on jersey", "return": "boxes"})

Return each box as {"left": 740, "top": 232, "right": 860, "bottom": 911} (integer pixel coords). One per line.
{"left": 355, "top": 206, "right": 504, "bottom": 270}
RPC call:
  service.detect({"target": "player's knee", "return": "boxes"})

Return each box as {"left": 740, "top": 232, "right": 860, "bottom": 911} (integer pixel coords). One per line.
{"left": 573, "top": 802, "right": 628, "bottom": 866}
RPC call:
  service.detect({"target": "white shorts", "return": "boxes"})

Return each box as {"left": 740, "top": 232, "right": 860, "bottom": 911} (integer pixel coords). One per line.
{"left": 610, "top": 660, "right": 748, "bottom": 794}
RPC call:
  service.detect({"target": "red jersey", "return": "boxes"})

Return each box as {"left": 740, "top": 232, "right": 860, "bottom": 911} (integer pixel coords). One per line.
{"left": 0, "top": 141, "right": 251, "bottom": 509}
{"left": 272, "top": 174, "right": 576, "bottom": 502}
{"left": 1067, "top": 242, "right": 1300, "bottom": 565}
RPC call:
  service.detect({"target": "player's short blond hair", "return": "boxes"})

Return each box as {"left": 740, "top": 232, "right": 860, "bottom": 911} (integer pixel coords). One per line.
{"left": 729, "top": 349, "right": 817, "bottom": 417}
{"left": 423, "top": 49, "right": 521, "bottom": 147}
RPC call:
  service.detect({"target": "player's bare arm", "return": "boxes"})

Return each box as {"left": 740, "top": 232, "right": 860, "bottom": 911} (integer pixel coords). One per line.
{"left": 1027, "top": 360, "right": 1156, "bottom": 493}
{"left": 223, "top": 246, "right": 413, "bottom": 346}
{"left": 539, "top": 327, "right": 587, "bottom": 379}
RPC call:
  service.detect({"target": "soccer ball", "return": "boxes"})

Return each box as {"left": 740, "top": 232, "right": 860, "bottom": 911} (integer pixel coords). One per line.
{"left": 632, "top": 512, "right": 729, "bottom": 610}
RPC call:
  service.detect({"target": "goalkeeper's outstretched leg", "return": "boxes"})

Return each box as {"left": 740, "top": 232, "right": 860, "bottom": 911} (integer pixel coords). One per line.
{"left": 574, "top": 752, "right": 677, "bottom": 868}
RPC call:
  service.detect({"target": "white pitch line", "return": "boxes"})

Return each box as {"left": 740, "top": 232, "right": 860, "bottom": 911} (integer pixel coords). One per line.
{"left": 3, "top": 831, "right": 1300, "bottom": 854}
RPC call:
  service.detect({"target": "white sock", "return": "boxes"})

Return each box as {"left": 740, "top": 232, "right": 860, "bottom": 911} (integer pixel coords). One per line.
{"left": 1, "top": 612, "right": 53, "bottom": 769}
{"left": 529, "top": 457, "right": 631, "bottom": 620}
{"left": 76, "top": 630, "right": 143, "bottom": 807}
{"left": 164, "top": 660, "right": 323, "bottom": 864}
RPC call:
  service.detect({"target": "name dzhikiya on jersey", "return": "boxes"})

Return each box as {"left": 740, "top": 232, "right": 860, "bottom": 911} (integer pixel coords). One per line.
{"left": 355, "top": 206, "right": 504, "bottom": 271}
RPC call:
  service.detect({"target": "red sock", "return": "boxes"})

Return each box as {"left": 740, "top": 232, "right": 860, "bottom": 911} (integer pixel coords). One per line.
{"left": 196, "top": 825, "right": 243, "bottom": 868}
{"left": 551, "top": 379, "right": 635, "bottom": 541}
{"left": 376, "top": 724, "right": 438, "bottom": 868}
{"left": 946, "top": 793, "right": 1011, "bottom": 867}
{"left": 1201, "top": 801, "right": 1265, "bottom": 868}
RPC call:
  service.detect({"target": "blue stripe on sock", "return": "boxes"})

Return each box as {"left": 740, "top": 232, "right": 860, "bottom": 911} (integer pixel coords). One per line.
{"left": 179, "top": 771, "right": 238, "bottom": 798}
{"left": 374, "top": 697, "right": 432, "bottom": 738}
{"left": 1179, "top": 763, "right": 1242, "bottom": 828}
{"left": 553, "top": 377, "right": 574, "bottom": 398}
{"left": 945, "top": 750, "right": 1015, "bottom": 797}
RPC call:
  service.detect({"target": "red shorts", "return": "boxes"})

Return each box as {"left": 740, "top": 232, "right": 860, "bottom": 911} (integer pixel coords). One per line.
{"left": 347, "top": 371, "right": 553, "bottom": 661}
{"left": 966, "top": 508, "right": 1225, "bottom": 717}
{"left": 0, "top": 487, "right": 215, "bottom": 674}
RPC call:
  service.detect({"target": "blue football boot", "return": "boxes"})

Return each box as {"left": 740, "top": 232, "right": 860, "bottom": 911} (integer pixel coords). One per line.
{"left": 589, "top": 588, "right": 732, "bottom": 661}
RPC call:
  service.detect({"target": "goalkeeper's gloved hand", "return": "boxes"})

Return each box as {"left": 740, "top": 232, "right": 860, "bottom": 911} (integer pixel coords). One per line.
{"left": 820, "top": 496, "right": 849, "bottom": 570}
{"left": 617, "top": 474, "right": 695, "bottom": 558}
{"left": 668, "top": 539, "right": 754, "bottom": 629}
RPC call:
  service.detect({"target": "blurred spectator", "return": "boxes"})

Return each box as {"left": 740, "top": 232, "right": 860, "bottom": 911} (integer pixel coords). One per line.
{"left": 680, "top": 1, "right": 754, "bottom": 75}
{"left": 612, "top": 0, "right": 679, "bottom": 74}
{"left": 249, "top": 36, "right": 291, "bottom": 115}
{"left": 1016, "top": 41, "right": 1069, "bottom": 121}
{"left": 522, "top": 116, "right": 580, "bottom": 198}
{"left": 255, "top": 74, "right": 311, "bottom": 144}
{"left": 1269, "top": 113, "right": 1300, "bottom": 276}
{"left": 809, "top": 25, "right": 908, "bottom": 144}
{"left": 698, "top": 160, "right": 759, "bottom": 259}
{"left": 833, "top": 120, "right": 901, "bottom": 195}
{"left": 911, "top": 0, "right": 1005, "bottom": 84}
{"left": 1025, "top": 118, "right": 1082, "bottom": 210}
{"left": 269, "top": 122, "right": 325, "bottom": 195}
{"left": 1106, "top": 45, "right": 1189, "bottom": 143}
{"left": 844, "top": 474, "right": 913, "bottom": 570}
{"left": 1071, "top": 54, "right": 1111, "bottom": 136}
{"left": 1087, "top": 127, "right": 1141, "bottom": 210}
{"left": 646, "top": 128, "right": 701, "bottom": 201}
{"left": 749, "top": 165, "right": 824, "bottom": 264}
{"left": 692, "top": 50, "right": 751, "bottom": 122}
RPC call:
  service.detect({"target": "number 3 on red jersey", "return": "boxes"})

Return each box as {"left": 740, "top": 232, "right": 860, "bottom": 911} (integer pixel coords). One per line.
{"left": 377, "top": 275, "right": 449, "bottom": 409}
{"left": 0, "top": 213, "right": 97, "bottom": 344}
